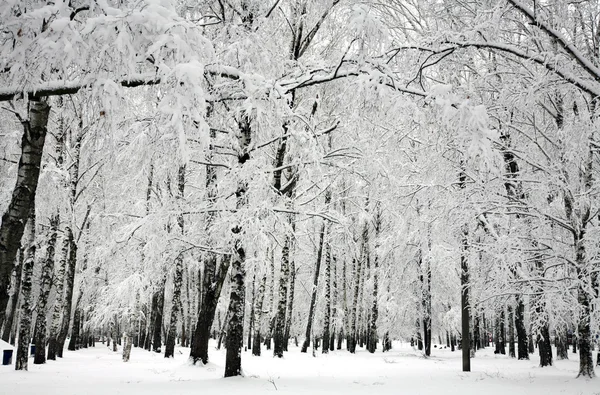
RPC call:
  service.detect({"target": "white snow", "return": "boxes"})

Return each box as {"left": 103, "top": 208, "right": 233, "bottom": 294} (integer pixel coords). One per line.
{"left": 0, "top": 341, "right": 596, "bottom": 394}
{"left": 0, "top": 339, "right": 15, "bottom": 350}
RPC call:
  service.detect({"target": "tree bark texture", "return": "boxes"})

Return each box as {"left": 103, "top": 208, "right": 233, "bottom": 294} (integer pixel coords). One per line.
{"left": 0, "top": 99, "right": 50, "bottom": 328}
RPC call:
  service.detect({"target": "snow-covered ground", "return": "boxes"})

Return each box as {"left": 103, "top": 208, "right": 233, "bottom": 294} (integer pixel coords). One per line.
{"left": 1, "top": 341, "right": 596, "bottom": 394}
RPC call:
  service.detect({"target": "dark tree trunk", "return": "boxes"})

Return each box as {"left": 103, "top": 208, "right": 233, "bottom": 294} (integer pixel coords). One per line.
{"left": 338, "top": 257, "right": 346, "bottom": 351}
{"left": 252, "top": 273, "right": 266, "bottom": 356}
{"left": 473, "top": 314, "right": 480, "bottom": 353}
{"left": 507, "top": 305, "right": 515, "bottom": 358}
{"left": 421, "top": 255, "right": 431, "bottom": 357}
{"left": 348, "top": 256, "right": 361, "bottom": 353}
{"left": 461, "top": 225, "right": 470, "bottom": 372}
{"left": 274, "top": 236, "right": 291, "bottom": 357}
{"left": 577, "top": 279, "right": 594, "bottom": 377}
{"left": 15, "top": 208, "right": 36, "bottom": 370}
{"left": 264, "top": 248, "right": 275, "bottom": 350}
{"left": 33, "top": 214, "right": 59, "bottom": 364}
{"left": 515, "top": 296, "right": 529, "bottom": 359}
{"left": 556, "top": 327, "right": 568, "bottom": 360}
{"left": 538, "top": 324, "right": 553, "bottom": 367}
{"left": 190, "top": 255, "right": 229, "bottom": 364}
{"left": 248, "top": 271, "right": 256, "bottom": 352}
{"left": 224, "top": 241, "right": 246, "bottom": 377}
{"left": 152, "top": 285, "right": 165, "bottom": 353}
{"left": 367, "top": 207, "right": 381, "bottom": 354}
{"left": 1, "top": 248, "right": 23, "bottom": 343}
{"left": 223, "top": 114, "right": 251, "bottom": 378}
{"left": 495, "top": 310, "right": 506, "bottom": 355}
{"left": 329, "top": 253, "right": 338, "bottom": 352}
{"left": 57, "top": 227, "right": 77, "bottom": 356}
{"left": 0, "top": 99, "right": 50, "bottom": 327}
{"left": 47, "top": 232, "right": 70, "bottom": 360}
{"left": 322, "top": 238, "right": 332, "bottom": 354}
{"left": 302, "top": 216, "right": 327, "bottom": 353}
{"left": 67, "top": 305, "right": 82, "bottom": 351}
{"left": 283, "top": 255, "right": 296, "bottom": 352}
{"left": 165, "top": 165, "right": 186, "bottom": 358}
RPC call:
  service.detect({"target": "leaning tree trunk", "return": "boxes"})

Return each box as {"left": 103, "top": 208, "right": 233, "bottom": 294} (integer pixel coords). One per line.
{"left": 165, "top": 165, "right": 185, "bottom": 358}
{"left": 0, "top": 99, "right": 50, "bottom": 328}
{"left": 189, "top": 125, "right": 230, "bottom": 364}
{"left": 67, "top": 298, "right": 82, "bottom": 351}
{"left": 190, "top": 255, "right": 229, "bottom": 364}
{"left": 15, "top": 207, "right": 36, "bottom": 371}
{"left": 301, "top": 216, "right": 327, "bottom": 353}
{"left": 47, "top": 232, "right": 70, "bottom": 360}
{"left": 1, "top": 248, "right": 23, "bottom": 343}
{"left": 33, "top": 214, "right": 59, "bottom": 364}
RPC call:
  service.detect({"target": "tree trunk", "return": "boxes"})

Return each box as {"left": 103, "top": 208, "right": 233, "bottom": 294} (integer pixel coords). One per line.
{"left": 165, "top": 165, "right": 186, "bottom": 358}
{"left": 47, "top": 231, "right": 70, "bottom": 360}
{"left": 247, "top": 271, "right": 256, "bottom": 352}
{"left": 190, "top": 255, "right": 229, "bottom": 364}
{"left": 67, "top": 304, "right": 82, "bottom": 351}
{"left": 152, "top": 284, "right": 165, "bottom": 352}
{"left": 322, "top": 236, "right": 332, "bottom": 354}
{"left": 367, "top": 207, "right": 381, "bottom": 354}
{"left": 0, "top": 99, "right": 50, "bottom": 328}
{"left": 56, "top": 227, "right": 77, "bottom": 357}
{"left": 556, "top": 327, "right": 568, "bottom": 360}
{"left": 123, "top": 334, "right": 132, "bottom": 362}
{"left": 301, "top": 217, "right": 327, "bottom": 353}
{"left": 461, "top": 225, "right": 470, "bottom": 372}
{"left": 224, "top": 240, "right": 246, "bottom": 377}
{"left": 508, "top": 305, "right": 515, "bottom": 358}
{"left": 223, "top": 114, "right": 251, "bottom": 378}
{"left": 515, "top": 296, "right": 529, "bottom": 359}
{"left": 274, "top": 236, "right": 291, "bottom": 357}
{"left": 1, "top": 248, "right": 23, "bottom": 343}
{"left": 33, "top": 214, "right": 59, "bottom": 364}
{"left": 421, "top": 249, "right": 431, "bottom": 357}
{"left": 348, "top": 256, "right": 361, "bottom": 353}
{"left": 57, "top": 115, "right": 84, "bottom": 357}
{"left": 264, "top": 248, "right": 275, "bottom": 350}
{"left": 252, "top": 273, "right": 266, "bottom": 356}
{"left": 576, "top": 234, "right": 594, "bottom": 377}
{"left": 330, "top": 254, "right": 337, "bottom": 352}
{"left": 15, "top": 208, "right": 36, "bottom": 370}
{"left": 338, "top": 257, "right": 346, "bottom": 351}
{"left": 283, "top": 255, "right": 296, "bottom": 351}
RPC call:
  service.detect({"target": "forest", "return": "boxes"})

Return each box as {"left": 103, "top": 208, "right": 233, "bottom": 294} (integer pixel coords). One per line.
{"left": 1, "top": 0, "right": 600, "bottom": 393}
